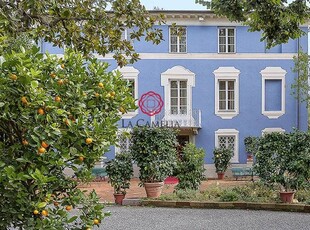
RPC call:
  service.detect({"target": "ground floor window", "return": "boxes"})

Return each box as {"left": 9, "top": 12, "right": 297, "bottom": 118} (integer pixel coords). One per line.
{"left": 115, "top": 129, "right": 132, "bottom": 155}
{"left": 215, "top": 129, "right": 239, "bottom": 163}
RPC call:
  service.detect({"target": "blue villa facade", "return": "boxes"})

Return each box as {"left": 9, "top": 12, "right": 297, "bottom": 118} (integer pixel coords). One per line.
{"left": 42, "top": 11, "right": 308, "bottom": 176}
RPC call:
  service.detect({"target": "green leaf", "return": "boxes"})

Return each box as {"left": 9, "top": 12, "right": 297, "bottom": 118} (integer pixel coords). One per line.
{"left": 31, "top": 80, "right": 39, "bottom": 88}
{"left": 0, "top": 102, "right": 5, "bottom": 107}
{"left": 37, "top": 202, "right": 47, "bottom": 209}
{"left": 67, "top": 216, "right": 78, "bottom": 223}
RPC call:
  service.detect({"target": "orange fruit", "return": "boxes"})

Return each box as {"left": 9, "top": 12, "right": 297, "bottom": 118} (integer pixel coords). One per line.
{"left": 41, "top": 210, "right": 48, "bottom": 216}
{"left": 86, "top": 228, "right": 91, "bottom": 230}
{"left": 110, "top": 91, "right": 115, "bottom": 96}
{"left": 93, "top": 219, "right": 100, "bottom": 225}
{"left": 21, "top": 96, "right": 28, "bottom": 104}
{"left": 65, "top": 119, "right": 70, "bottom": 126}
{"left": 41, "top": 141, "right": 49, "bottom": 148}
{"left": 94, "top": 93, "right": 100, "bottom": 97}
{"left": 78, "top": 156, "right": 84, "bottom": 162}
{"left": 38, "top": 147, "right": 46, "bottom": 154}
{"left": 37, "top": 108, "right": 45, "bottom": 115}
{"left": 55, "top": 96, "right": 61, "bottom": 102}
{"left": 119, "top": 107, "right": 126, "bottom": 114}
{"left": 57, "top": 79, "right": 64, "bottom": 85}
{"left": 65, "top": 205, "right": 72, "bottom": 211}
{"left": 33, "top": 210, "right": 39, "bottom": 215}
{"left": 85, "top": 138, "right": 92, "bottom": 145}
{"left": 9, "top": 74, "right": 17, "bottom": 80}
{"left": 54, "top": 201, "right": 59, "bottom": 207}
{"left": 22, "top": 139, "right": 29, "bottom": 145}
{"left": 98, "top": 82, "right": 104, "bottom": 88}
{"left": 50, "top": 73, "right": 56, "bottom": 78}
{"left": 61, "top": 64, "right": 65, "bottom": 69}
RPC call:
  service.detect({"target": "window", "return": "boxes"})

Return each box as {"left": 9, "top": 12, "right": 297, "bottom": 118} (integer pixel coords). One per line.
{"left": 115, "top": 129, "right": 132, "bottom": 155}
{"left": 218, "top": 80, "right": 235, "bottom": 111}
{"left": 169, "top": 27, "right": 187, "bottom": 53}
{"left": 161, "top": 66, "right": 195, "bottom": 117}
{"left": 218, "top": 27, "right": 235, "bottom": 53}
{"left": 260, "top": 67, "right": 286, "bottom": 119}
{"left": 214, "top": 67, "right": 240, "bottom": 119}
{"left": 115, "top": 66, "right": 139, "bottom": 119}
{"left": 170, "top": 80, "right": 187, "bottom": 115}
{"left": 215, "top": 129, "right": 239, "bottom": 163}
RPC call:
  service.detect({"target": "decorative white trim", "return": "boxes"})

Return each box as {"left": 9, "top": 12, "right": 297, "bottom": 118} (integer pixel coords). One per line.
{"left": 215, "top": 129, "right": 239, "bottom": 163}
{"left": 57, "top": 53, "right": 296, "bottom": 60}
{"left": 115, "top": 66, "right": 139, "bottom": 119}
{"left": 260, "top": 67, "right": 286, "bottom": 119}
{"left": 213, "top": 67, "right": 240, "bottom": 119}
{"left": 161, "top": 66, "right": 195, "bottom": 120}
{"left": 262, "top": 127, "right": 285, "bottom": 135}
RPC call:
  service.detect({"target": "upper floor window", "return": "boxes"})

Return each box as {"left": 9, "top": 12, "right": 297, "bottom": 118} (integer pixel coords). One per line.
{"left": 170, "top": 80, "right": 187, "bottom": 115}
{"left": 115, "top": 66, "right": 139, "bottom": 119}
{"left": 260, "top": 67, "right": 286, "bottom": 119}
{"left": 169, "top": 27, "right": 187, "bottom": 53}
{"left": 218, "top": 27, "right": 235, "bottom": 53}
{"left": 213, "top": 67, "right": 240, "bottom": 119}
{"left": 219, "top": 80, "right": 235, "bottom": 111}
{"left": 121, "top": 28, "right": 134, "bottom": 48}
{"left": 161, "top": 66, "right": 195, "bottom": 117}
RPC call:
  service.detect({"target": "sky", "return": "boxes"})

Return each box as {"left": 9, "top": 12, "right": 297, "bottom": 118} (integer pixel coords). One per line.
{"left": 140, "top": 0, "right": 207, "bottom": 10}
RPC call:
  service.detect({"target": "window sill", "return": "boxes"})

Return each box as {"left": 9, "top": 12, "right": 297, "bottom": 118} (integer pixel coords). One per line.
{"left": 215, "top": 111, "right": 238, "bottom": 119}
{"left": 262, "top": 111, "right": 285, "bottom": 119}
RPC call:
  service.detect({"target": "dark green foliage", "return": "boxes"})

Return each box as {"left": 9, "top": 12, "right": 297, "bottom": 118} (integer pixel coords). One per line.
{"left": 175, "top": 143, "right": 205, "bottom": 191}
{"left": 219, "top": 189, "right": 240, "bottom": 202}
{"left": 196, "top": 0, "right": 308, "bottom": 49}
{"left": 254, "top": 130, "right": 310, "bottom": 191}
{"left": 244, "top": 136, "right": 259, "bottom": 154}
{"left": 130, "top": 127, "right": 178, "bottom": 184}
{"left": 106, "top": 152, "right": 133, "bottom": 194}
{"left": 213, "top": 147, "right": 233, "bottom": 173}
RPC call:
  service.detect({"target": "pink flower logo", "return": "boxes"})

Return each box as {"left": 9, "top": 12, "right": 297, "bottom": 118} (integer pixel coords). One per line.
{"left": 138, "top": 91, "right": 164, "bottom": 116}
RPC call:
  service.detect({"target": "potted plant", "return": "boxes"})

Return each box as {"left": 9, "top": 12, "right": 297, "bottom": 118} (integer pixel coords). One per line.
{"left": 213, "top": 147, "right": 233, "bottom": 179}
{"left": 130, "top": 126, "right": 177, "bottom": 198}
{"left": 254, "top": 131, "right": 310, "bottom": 203}
{"left": 244, "top": 136, "right": 258, "bottom": 162}
{"left": 106, "top": 152, "right": 133, "bottom": 205}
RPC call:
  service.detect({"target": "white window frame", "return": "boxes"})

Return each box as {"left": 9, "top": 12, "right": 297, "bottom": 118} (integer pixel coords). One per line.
{"left": 218, "top": 27, "right": 236, "bottom": 53}
{"left": 215, "top": 129, "right": 239, "bottom": 163}
{"left": 121, "top": 28, "right": 134, "bottom": 48}
{"left": 115, "top": 66, "right": 139, "bottom": 119}
{"left": 262, "top": 127, "right": 285, "bottom": 135}
{"left": 161, "top": 66, "right": 195, "bottom": 120}
{"left": 260, "top": 67, "right": 286, "bottom": 119}
{"left": 214, "top": 67, "right": 240, "bottom": 119}
{"left": 115, "top": 128, "right": 132, "bottom": 155}
{"left": 169, "top": 26, "right": 187, "bottom": 53}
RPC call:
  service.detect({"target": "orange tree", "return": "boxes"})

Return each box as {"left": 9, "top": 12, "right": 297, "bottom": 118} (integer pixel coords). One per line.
{"left": 0, "top": 46, "right": 135, "bottom": 229}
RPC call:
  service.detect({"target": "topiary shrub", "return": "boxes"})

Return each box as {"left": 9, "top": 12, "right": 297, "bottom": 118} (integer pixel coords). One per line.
{"left": 175, "top": 143, "right": 205, "bottom": 191}
{"left": 130, "top": 126, "right": 178, "bottom": 184}
{"left": 213, "top": 147, "right": 233, "bottom": 173}
{"left": 106, "top": 153, "right": 133, "bottom": 195}
{"left": 0, "top": 47, "right": 135, "bottom": 229}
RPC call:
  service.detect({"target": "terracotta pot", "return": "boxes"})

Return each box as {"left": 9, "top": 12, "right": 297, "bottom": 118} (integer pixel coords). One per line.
{"left": 279, "top": 191, "right": 295, "bottom": 203}
{"left": 114, "top": 193, "right": 125, "bottom": 205}
{"left": 144, "top": 182, "right": 164, "bottom": 198}
{"left": 217, "top": 172, "right": 225, "bottom": 180}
